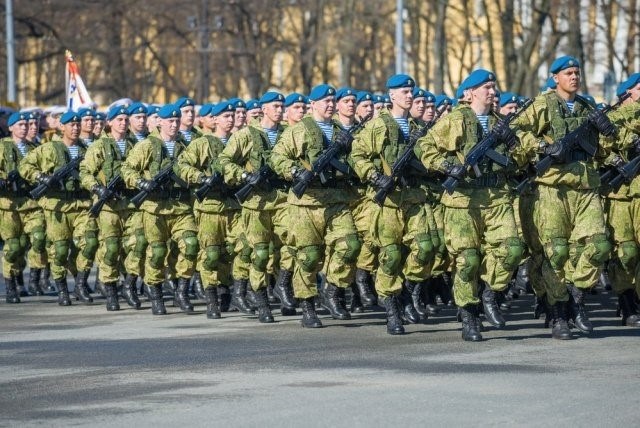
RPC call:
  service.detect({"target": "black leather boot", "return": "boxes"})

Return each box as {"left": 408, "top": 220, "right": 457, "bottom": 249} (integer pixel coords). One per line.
{"left": 163, "top": 278, "right": 178, "bottom": 297}
{"left": 95, "top": 280, "right": 107, "bottom": 298}
{"left": 439, "top": 272, "right": 454, "bottom": 306}
{"left": 321, "top": 281, "right": 351, "bottom": 320}
{"left": 193, "top": 272, "right": 206, "bottom": 300}
{"left": 15, "top": 271, "right": 28, "bottom": 297}
{"left": 567, "top": 283, "right": 593, "bottom": 333}
{"left": 4, "top": 275, "right": 20, "bottom": 303}
{"left": 599, "top": 263, "right": 612, "bottom": 291}
{"left": 411, "top": 281, "right": 428, "bottom": 320}
{"left": 273, "top": 269, "right": 297, "bottom": 310}
{"left": 300, "top": 297, "right": 322, "bottom": 328}
{"left": 27, "top": 268, "right": 44, "bottom": 296}
{"left": 551, "top": 300, "right": 573, "bottom": 340}
{"left": 400, "top": 280, "right": 420, "bottom": 324}
{"left": 56, "top": 278, "right": 71, "bottom": 306}
{"left": 481, "top": 286, "right": 506, "bottom": 328}
{"left": 350, "top": 284, "right": 364, "bottom": 313}
{"left": 73, "top": 270, "right": 93, "bottom": 304}
{"left": 354, "top": 268, "right": 376, "bottom": 307}
{"left": 422, "top": 278, "right": 440, "bottom": 316}
{"left": 148, "top": 283, "right": 167, "bottom": 315}
{"left": 104, "top": 282, "right": 120, "bottom": 311}
{"left": 513, "top": 260, "right": 531, "bottom": 295}
{"left": 254, "top": 287, "right": 274, "bottom": 323}
{"left": 459, "top": 305, "right": 483, "bottom": 342}
{"left": 41, "top": 265, "right": 55, "bottom": 292}
{"left": 619, "top": 289, "right": 640, "bottom": 327}
{"left": 382, "top": 295, "right": 405, "bottom": 335}
{"left": 122, "top": 274, "right": 141, "bottom": 309}
{"left": 205, "top": 287, "right": 221, "bottom": 319}
{"left": 219, "top": 284, "right": 231, "bottom": 311}
{"left": 175, "top": 277, "right": 194, "bottom": 313}
{"left": 230, "top": 279, "right": 254, "bottom": 314}
{"left": 266, "top": 274, "right": 277, "bottom": 304}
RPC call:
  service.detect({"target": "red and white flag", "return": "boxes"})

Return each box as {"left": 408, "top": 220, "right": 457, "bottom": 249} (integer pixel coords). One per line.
{"left": 65, "top": 50, "right": 94, "bottom": 111}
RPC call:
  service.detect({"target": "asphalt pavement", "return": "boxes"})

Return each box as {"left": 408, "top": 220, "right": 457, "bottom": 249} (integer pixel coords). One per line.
{"left": 0, "top": 278, "right": 639, "bottom": 427}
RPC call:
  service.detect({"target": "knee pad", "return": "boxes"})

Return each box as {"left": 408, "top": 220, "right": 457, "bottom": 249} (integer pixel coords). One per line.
{"left": 546, "top": 237, "right": 569, "bottom": 270}
{"left": 103, "top": 237, "right": 121, "bottom": 267}
{"left": 429, "top": 230, "right": 441, "bottom": 254}
{"left": 53, "top": 239, "right": 70, "bottom": 266}
{"left": 224, "top": 242, "right": 236, "bottom": 261}
{"left": 19, "top": 234, "right": 29, "bottom": 254}
{"left": 182, "top": 231, "right": 199, "bottom": 260}
{"left": 297, "top": 245, "right": 323, "bottom": 273}
{"left": 587, "top": 233, "right": 612, "bottom": 266}
{"left": 414, "top": 233, "right": 435, "bottom": 265}
{"left": 501, "top": 237, "right": 526, "bottom": 272}
{"left": 252, "top": 242, "right": 271, "bottom": 271}
{"left": 618, "top": 241, "right": 639, "bottom": 272}
{"left": 31, "top": 227, "right": 46, "bottom": 253}
{"left": 133, "top": 230, "right": 148, "bottom": 259}
{"left": 339, "top": 233, "right": 362, "bottom": 264}
{"left": 149, "top": 241, "right": 168, "bottom": 269}
{"left": 380, "top": 244, "right": 403, "bottom": 276}
{"left": 82, "top": 231, "right": 99, "bottom": 259}
{"left": 238, "top": 236, "right": 252, "bottom": 263}
{"left": 457, "top": 248, "right": 481, "bottom": 282}
{"left": 3, "top": 238, "right": 22, "bottom": 263}
{"left": 203, "top": 245, "right": 223, "bottom": 270}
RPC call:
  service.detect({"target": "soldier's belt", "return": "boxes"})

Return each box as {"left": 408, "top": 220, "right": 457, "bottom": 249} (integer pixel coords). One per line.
{"left": 462, "top": 173, "right": 506, "bottom": 189}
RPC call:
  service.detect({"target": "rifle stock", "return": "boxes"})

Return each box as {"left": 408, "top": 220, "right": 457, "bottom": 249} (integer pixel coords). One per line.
{"left": 29, "top": 155, "right": 84, "bottom": 200}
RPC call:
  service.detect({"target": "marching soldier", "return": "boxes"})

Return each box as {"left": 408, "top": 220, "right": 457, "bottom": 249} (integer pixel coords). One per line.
{"left": 77, "top": 108, "right": 96, "bottom": 146}
{"left": 176, "top": 97, "right": 202, "bottom": 145}
{"left": 284, "top": 93, "right": 307, "bottom": 127}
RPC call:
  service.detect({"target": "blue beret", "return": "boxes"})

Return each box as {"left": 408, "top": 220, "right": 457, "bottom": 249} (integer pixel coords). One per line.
{"left": 309, "top": 84, "right": 336, "bottom": 101}
{"left": 246, "top": 99, "right": 260, "bottom": 110}
{"left": 77, "top": 108, "right": 96, "bottom": 118}
{"left": 175, "top": 96, "right": 195, "bottom": 109}
{"left": 616, "top": 72, "right": 640, "bottom": 97}
{"left": 545, "top": 76, "right": 557, "bottom": 90}
{"left": 107, "top": 105, "right": 129, "bottom": 121}
{"left": 550, "top": 55, "right": 580, "bottom": 74}
{"left": 458, "top": 69, "right": 497, "bottom": 92}
{"left": 259, "top": 91, "right": 285, "bottom": 105}
{"left": 7, "top": 112, "right": 29, "bottom": 126}
{"left": 95, "top": 112, "right": 106, "bottom": 121}
{"left": 581, "top": 94, "right": 596, "bottom": 107}
{"left": 211, "top": 101, "right": 235, "bottom": 116}
{"left": 60, "top": 111, "right": 81, "bottom": 124}
{"left": 455, "top": 86, "right": 464, "bottom": 99}
{"left": 499, "top": 92, "right": 519, "bottom": 107}
{"left": 414, "top": 88, "right": 436, "bottom": 103}
{"left": 147, "top": 105, "right": 161, "bottom": 115}
{"left": 383, "top": 95, "right": 391, "bottom": 104}
{"left": 386, "top": 74, "right": 416, "bottom": 89}
{"left": 158, "top": 104, "right": 181, "bottom": 119}
{"left": 435, "top": 94, "right": 452, "bottom": 108}
{"left": 517, "top": 96, "right": 530, "bottom": 107}
{"left": 596, "top": 102, "right": 609, "bottom": 110}
{"left": 198, "top": 104, "right": 212, "bottom": 117}
{"left": 127, "top": 102, "right": 147, "bottom": 116}
{"left": 356, "top": 91, "right": 373, "bottom": 105}
{"left": 285, "top": 93, "right": 307, "bottom": 107}
{"left": 451, "top": 99, "right": 459, "bottom": 107}
{"left": 336, "top": 87, "right": 356, "bottom": 101}
{"left": 228, "top": 98, "right": 246, "bottom": 109}
{"left": 373, "top": 94, "right": 385, "bottom": 104}
{"left": 412, "top": 87, "right": 427, "bottom": 99}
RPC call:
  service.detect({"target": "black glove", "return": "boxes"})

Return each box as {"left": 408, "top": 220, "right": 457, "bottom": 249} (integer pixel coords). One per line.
{"left": 409, "top": 127, "right": 426, "bottom": 143}
{"left": 611, "top": 155, "right": 633, "bottom": 182}
{"left": 543, "top": 141, "right": 566, "bottom": 162}
{"left": 36, "top": 173, "right": 54, "bottom": 186}
{"left": 92, "top": 184, "right": 113, "bottom": 200}
{"left": 293, "top": 168, "right": 314, "bottom": 184}
{"left": 136, "top": 179, "right": 155, "bottom": 192}
{"left": 0, "top": 178, "right": 6, "bottom": 190}
{"left": 493, "top": 121, "right": 517, "bottom": 150}
{"left": 445, "top": 163, "right": 465, "bottom": 180}
{"left": 199, "top": 173, "right": 220, "bottom": 187}
{"left": 334, "top": 131, "right": 354, "bottom": 152}
{"left": 588, "top": 109, "right": 616, "bottom": 137}
{"left": 241, "top": 171, "right": 261, "bottom": 186}
{"left": 370, "top": 171, "right": 393, "bottom": 192}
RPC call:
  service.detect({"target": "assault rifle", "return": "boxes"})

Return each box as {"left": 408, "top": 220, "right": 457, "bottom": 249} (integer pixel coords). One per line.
{"left": 442, "top": 99, "right": 532, "bottom": 194}
{"left": 88, "top": 174, "right": 122, "bottom": 218}
{"left": 193, "top": 171, "right": 224, "bottom": 202}
{"left": 291, "top": 113, "right": 373, "bottom": 199}
{"left": 234, "top": 165, "right": 274, "bottom": 204}
{"left": 129, "top": 161, "right": 187, "bottom": 208}
{"left": 373, "top": 108, "right": 445, "bottom": 205}
{"left": 29, "top": 155, "right": 84, "bottom": 200}
{"left": 516, "top": 94, "right": 629, "bottom": 193}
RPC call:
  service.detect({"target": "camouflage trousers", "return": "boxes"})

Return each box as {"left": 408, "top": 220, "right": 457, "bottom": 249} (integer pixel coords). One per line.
{"left": 240, "top": 207, "right": 277, "bottom": 291}
{"left": 533, "top": 185, "right": 609, "bottom": 305}
{"left": 351, "top": 196, "right": 378, "bottom": 272}
{"left": 518, "top": 192, "right": 546, "bottom": 297}
{"left": 194, "top": 209, "right": 234, "bottom": 288}
{"left": 227, "top": 209, "right": 250, "bottom": 281}
{"left": 0, "top": 208, "right": 47, "bottom": 277}
{"left": 605, "top": 197, "right": 640, "bottom": 296}
{"left": 142, "top": 211, "right": 198, "bottom": 285}
{"left": 430, "top": 201, "right": 450, "bottom": 277}
{"left": 288, "top": 203, "right": 359, "bottom": 299}
{"left": 444, "top": 203, "right": 523, "bottom": 308}
{"left": 271, "top": 202, "right": 294, "bottom": 273}
{"left": 122, "top": 210, "right": 146, "bottom": 277}
{"left": 94, "top": 208, "right": 130, "bottom": 283}
{"left": 43, "top": 208, "right": 98, "bottom": 280}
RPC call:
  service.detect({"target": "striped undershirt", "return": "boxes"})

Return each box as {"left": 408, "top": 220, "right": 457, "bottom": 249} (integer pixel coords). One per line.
{"left": 220, "top": 137, "right": 229, "bottom": 145}
{"left": 115, "top": 140, "right": 126, "bottom": 156}
{"left": 134, "top": 133, "right": 146, "bottom": 142}
{"left": 83, "top": 138, "right": 94, "bottom": 147}
{"left": 68, "top": 145, "right": 80, "bottom": 159}
{"left": 164, "top": 141, "right": 176, "bottom": 157}
{"left": 179, "top": 130, "right": 192, "bottom": 144}
{"left": 316, "top": 121, "right": 334, "bottom": 143}
{"left": 477, "top": 115, "right": 489, "bottom": 134}
{"left": 565, "top": 101, "right": 575, "bottom": 113}
{"left": 394, "top": 117, "right": 410, "bottom": 140}
{"left": 263, "top": 127, "right": 278, "bottom": 147}
{"left": 15, "top": 141, "right": 27, "bottom": 156}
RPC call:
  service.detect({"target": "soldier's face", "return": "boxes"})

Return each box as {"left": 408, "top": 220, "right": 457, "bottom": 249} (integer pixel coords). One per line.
{"left": 93, "top": 120, "right": 105, "bottom": 136}
{"left": 411, "top": 97, "right": 426, "bottom": 118}
{"left": 129, "top": 113, "right": 147, "bottom": 133}
{"left": 356, "top": 101, "right": 373, "bottom": 119}
{"left": 234, "top": 108, "right": 247, "bottom": 127}
{"left": 81, "top": 116, "right": 95, "bottom": 133}
{"left": 109, "top": 115, "right": 129, "bottom": 135}
{"left": 337, "top": 96, "right": 356, "bottom": 117}
{"left": 10, "top": 120, "right": 28, "bottom": 140}
{"left": 311, "top": 96, "right": 335, "bottom": 121}
{"left": 554, "top": 67, "right": 580, "bottom": 94}
{"left": 470, "top": 82, "right": 496, "bottom": 108}
{"left": 390, "top": 88, "right": 413, "bottom": 110}
{"left": 160, "top": 117, "right": 180, "bottom": 139}
{"left": 180, "top": 106, "right": 195, "bottom": 127}
{"left": 27, "top": 119, "right": 39, "bottom": 139}
{"left": 286, "top": 103, "right": 306, "bottom": 123}
{"left": 262, "top": 101, "right": 284, "bottom": 123}
{"left": 215, "top": 111, "right": 235, "bottom": 133}
{"left": 248, "top": 108, "right": 262, "bottom": 119}
{"left": 147, "top": 114, "right": 159, "bottom": 130}
{"left": 423, "top": 103, "right": 435, "bottom": 122}
{"left": 202, "top": 115, "right": 216, "bottom": 130}
{"left": 500, "top": 103, "right": 518, "bottom": 115}
{"left": 373, "top": 103, "right": 384, "bottom": 117}
{"left": 628, "top": 82, "right": 640, "bottom": 101}
{"left": 62, "top": 122, "right": 80, "bottom": 140}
